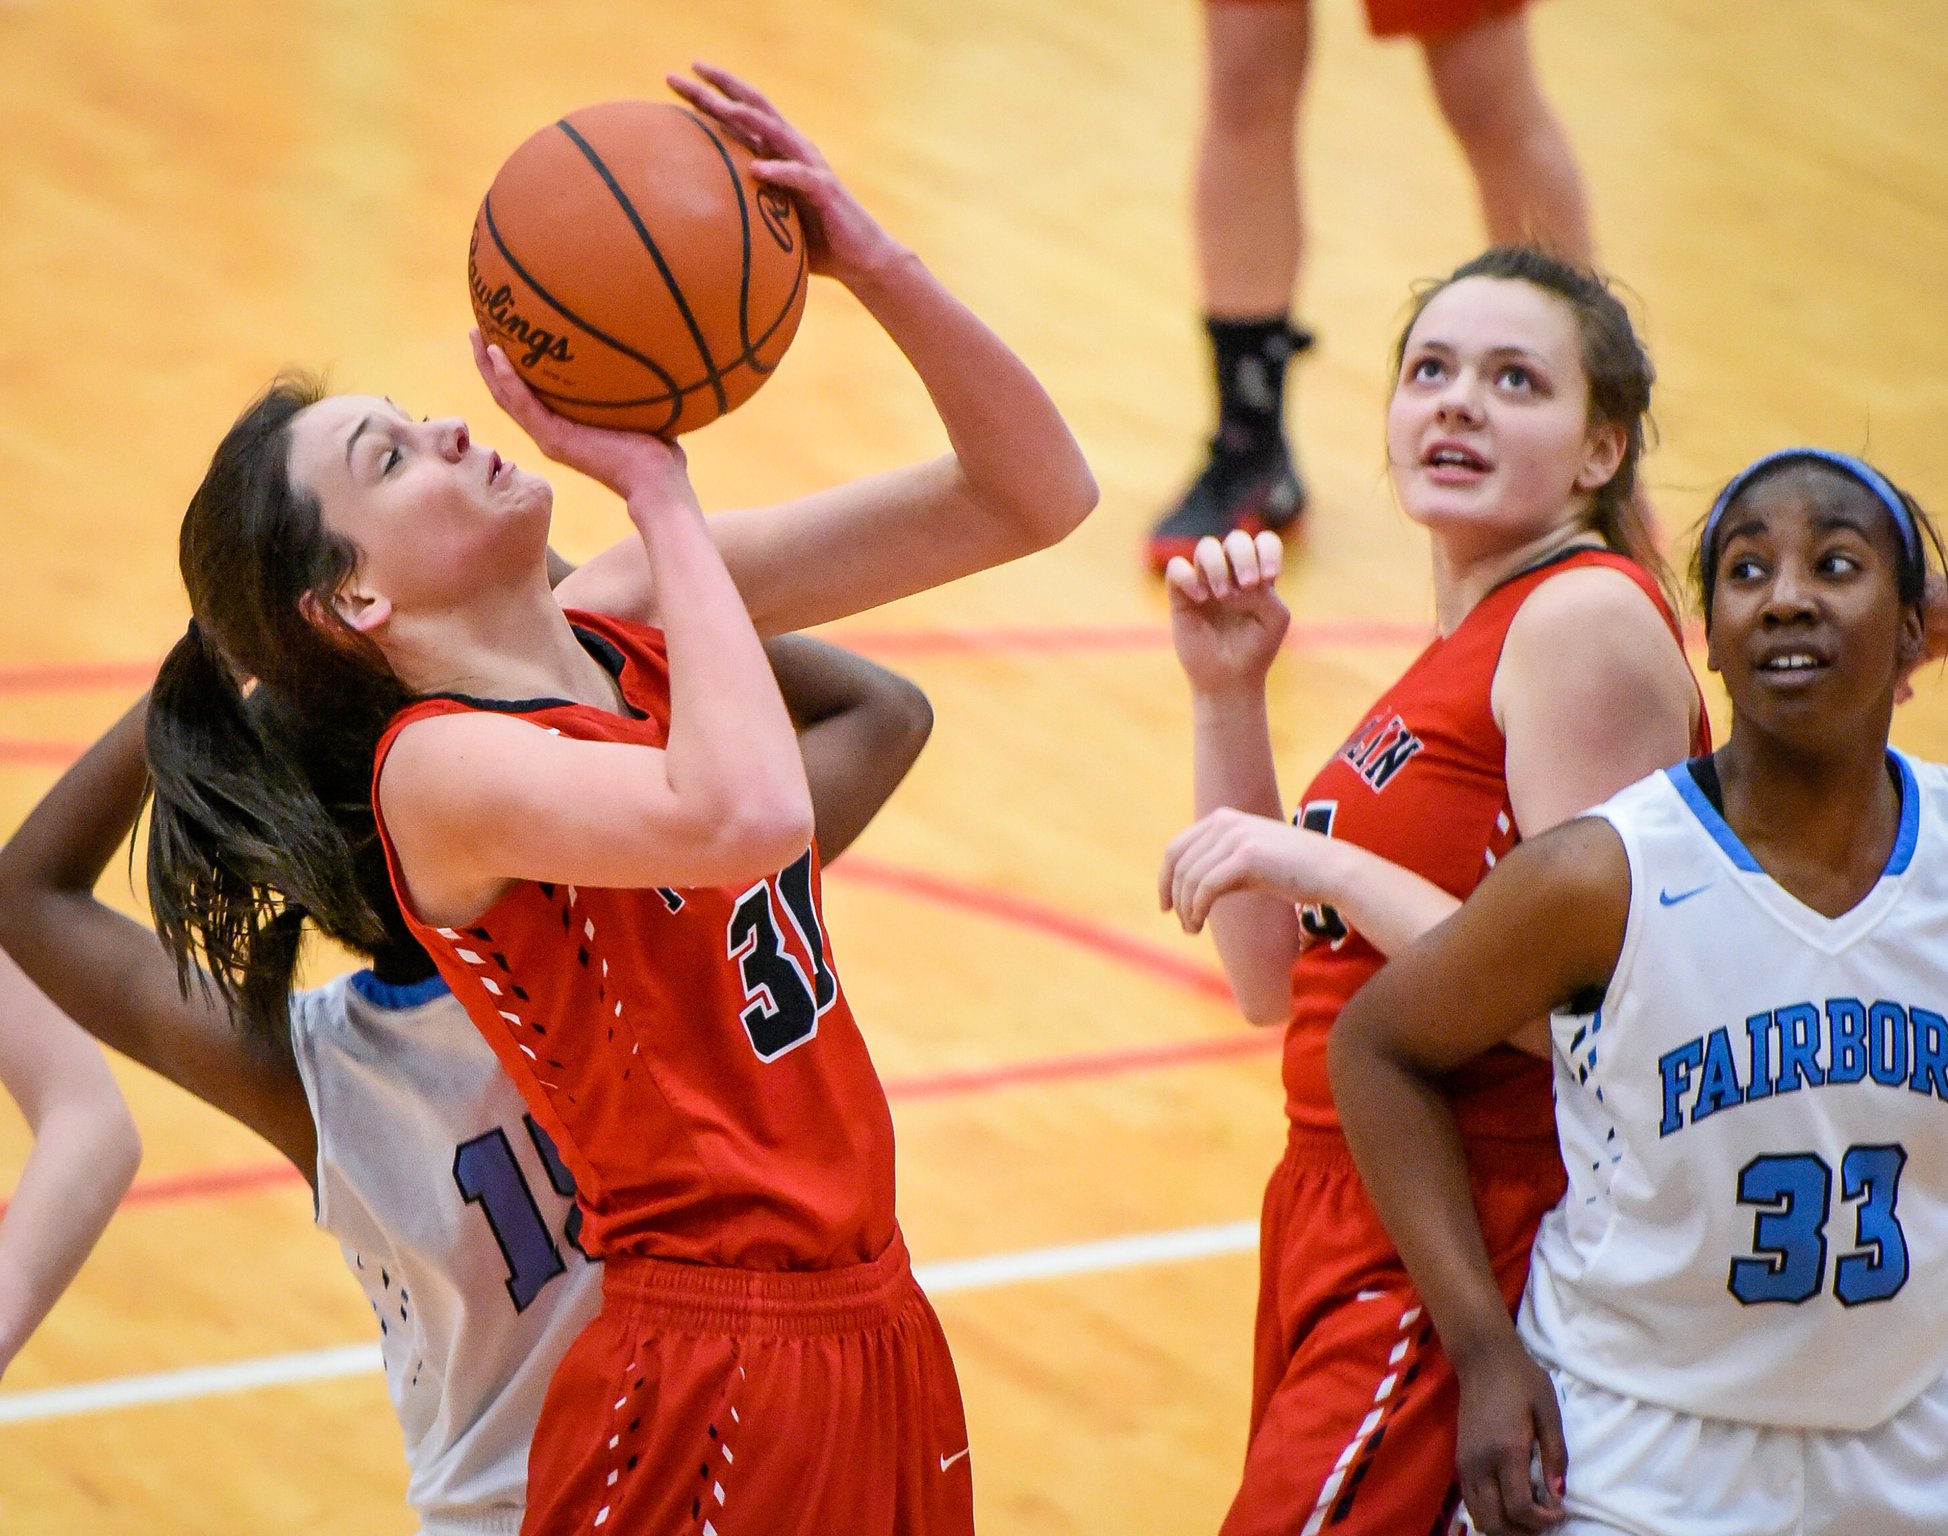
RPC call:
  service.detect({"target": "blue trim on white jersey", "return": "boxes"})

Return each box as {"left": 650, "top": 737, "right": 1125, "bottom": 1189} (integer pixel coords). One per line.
{"left": 1668, "top": 751, "right": 1919, "bottom": 882}
{"left": 1666, "top": 763, "right": 1763, "bottom": 872}
{"left": 349, "top": 969, "right": 453, "bottom": 1010}
{"left": 1887, "top": 750, "right": 1921, "bottom": 876}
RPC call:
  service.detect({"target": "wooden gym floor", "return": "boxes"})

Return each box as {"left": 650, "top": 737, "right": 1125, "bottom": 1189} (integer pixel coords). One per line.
{"left": 1, "top": 0, "right": 1945, "bottom": 1530}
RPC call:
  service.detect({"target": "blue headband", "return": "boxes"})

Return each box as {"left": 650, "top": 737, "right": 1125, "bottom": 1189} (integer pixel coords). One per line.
{"left": 1702, "top": 447, "right": 1921, "bottom": 571}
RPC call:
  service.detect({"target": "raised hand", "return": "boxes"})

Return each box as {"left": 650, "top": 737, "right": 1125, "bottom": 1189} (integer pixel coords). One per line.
{"left": 667, "top": 63, "right": 905, "bottom": 287}
{"left": 1166, "top": 531, "right": 1291, "bottom": 696}
{"left": 472, "top": 331, "right": 698, "bottom": 519}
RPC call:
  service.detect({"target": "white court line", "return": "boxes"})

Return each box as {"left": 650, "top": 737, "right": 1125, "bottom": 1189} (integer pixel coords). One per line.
{"left": 0, "top": 1343, "right": 384, "bottom": 1426}
{"left": 0, "top": 1220, "right": 1258, "bottom": 1427}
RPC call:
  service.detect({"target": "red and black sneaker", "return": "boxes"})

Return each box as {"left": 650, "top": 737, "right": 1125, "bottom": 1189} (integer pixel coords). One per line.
{"left": 1146, "top": 438, "right": 1306, "bottom": 574}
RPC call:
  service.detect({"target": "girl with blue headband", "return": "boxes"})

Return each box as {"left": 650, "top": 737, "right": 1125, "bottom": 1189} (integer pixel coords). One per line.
{"left": 1332, "top": 449, "right": 1948, "bottom": 1534}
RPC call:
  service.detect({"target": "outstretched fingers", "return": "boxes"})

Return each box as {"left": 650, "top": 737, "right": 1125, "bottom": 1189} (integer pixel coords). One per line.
{"left": 688, "top": 61, "right": 779, "bottom": 115}
{"left": 668, "top": 65, "right": 817, "bottom": 166}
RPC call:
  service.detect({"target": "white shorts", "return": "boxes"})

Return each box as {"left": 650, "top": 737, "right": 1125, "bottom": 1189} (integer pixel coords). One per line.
{"left": 1535, "top": 1364, "right": 1948, "bottom": 1536}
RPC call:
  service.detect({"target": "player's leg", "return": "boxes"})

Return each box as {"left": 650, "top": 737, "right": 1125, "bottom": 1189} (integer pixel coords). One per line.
{"left": 534, "top": 1235, "right": 972, "bottom": 1536}
{"left": 716, "top": 1246, "right": 973, "bottom": 1535}
{"left": 1416, "top": 5, "right": 1593, "bottom": 261}
{"left": 520, "top": 1297, "right": 730, "bottom": 1536}
{"left": 1150, "top": 0, "right": 1313, "bottom": 573}
{"left": 1221, "top": 1284, "right": 1466, "bottom": 1536}
{"left": 1220, "top": 1146, "right": 1465, "bottom": 1536}
{"left": 884, "top": 1276, "right": 976, "bottom": 1535}
{"left": 1222, "top": 1142, "right": 1565, "bottom": 1535}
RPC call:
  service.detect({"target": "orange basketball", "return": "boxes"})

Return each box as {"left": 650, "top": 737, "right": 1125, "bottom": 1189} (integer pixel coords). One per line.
{"left": 468, "top": 100, "right": 808, "bottom": 437}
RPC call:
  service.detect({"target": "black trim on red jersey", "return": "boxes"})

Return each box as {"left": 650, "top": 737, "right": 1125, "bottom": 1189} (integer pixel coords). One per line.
{"left": 421, "top": 626, "right": 648, "bottom": 721}
{"left": 1481, "top": 539, "right": 1613, "bottom": 603}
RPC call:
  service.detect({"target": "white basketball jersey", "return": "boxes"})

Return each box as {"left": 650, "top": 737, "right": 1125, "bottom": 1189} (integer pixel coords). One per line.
{"left": 1521, "top": 752, "right": 1948, "bottom": 1431}
{"left": 289, "top": 971, "right": 601, "bottom": 1536}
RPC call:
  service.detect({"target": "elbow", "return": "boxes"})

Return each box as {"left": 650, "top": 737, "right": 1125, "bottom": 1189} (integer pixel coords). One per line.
{"left": 1050, "top": 458, "right": 1100, "bottom": 539}
{"left": 716, "top": 791, "right": 817, "bottom": 878}
{"left": 1242, "top": 996, "right": 1291, "bottom": 1029}
{"left": 980, "top": 455, "right": 1099, "bottom": 558}
{"left": 1324, "top": 1011, "right": 1358, "bottom": 1090}
{"left": 0, "top": 853, "right": 34, "bottom": 943}
{"left": 885, "top": 679, "right": 934, "bottom": 768}
{"left": 1325, "top": 997, "right": 1407, "bottom": 1106}
{"left": 38, "top": 1092, "right": 142, "bottom": 1196}
{"left": 1028, "top": 458, "right": 1100, "bottom": 550}
{"left": 1222, "top": 960, "right": 1295, "bottom": 1027}
{"left": 101, "top": 1107, "right": 143, "bottom": 1195}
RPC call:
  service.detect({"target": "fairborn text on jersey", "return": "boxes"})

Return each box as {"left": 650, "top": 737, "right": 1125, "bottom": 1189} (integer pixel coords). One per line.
{"left": 1657, "top": 998, "right": 1948, "bottom": 1136}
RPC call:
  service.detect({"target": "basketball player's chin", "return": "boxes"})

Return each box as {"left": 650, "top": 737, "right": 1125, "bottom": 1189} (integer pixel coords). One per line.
{"left": 494, "top": 470, "right": 553, "bottom": 521}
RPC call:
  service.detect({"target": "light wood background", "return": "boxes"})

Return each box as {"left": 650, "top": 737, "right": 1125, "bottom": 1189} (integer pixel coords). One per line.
{"left": 2, "top": 0, "right": 1946, "bottom": 1530}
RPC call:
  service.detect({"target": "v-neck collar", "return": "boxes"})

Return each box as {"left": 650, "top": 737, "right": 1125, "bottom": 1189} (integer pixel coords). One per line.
{"left": 1664, "top": 750, "right": 1920, "bottom": 950}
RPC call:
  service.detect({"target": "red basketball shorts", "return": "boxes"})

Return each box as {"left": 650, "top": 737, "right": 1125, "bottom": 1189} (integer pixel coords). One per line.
{"left": 522, "top": 1228, "right": 972, "bottom": 1536}
{"left": 1219, "top": 1129, "right": 1565, "bottom": 1536}
{"left": 1207, "top": 0, "right": 1530, "bottom": 43}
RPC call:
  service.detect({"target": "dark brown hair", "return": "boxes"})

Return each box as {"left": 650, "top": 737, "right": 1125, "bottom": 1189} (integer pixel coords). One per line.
{"left": 146, "top": 375, "right": 423, "bottom": 1041}
{"left": 1392, "top": 246, "right": 1665, "bottom": 596}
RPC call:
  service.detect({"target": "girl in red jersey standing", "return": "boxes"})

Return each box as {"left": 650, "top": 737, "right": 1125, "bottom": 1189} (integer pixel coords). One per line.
{"left": 143, "top": 67, "right": 1094, "bottom": 1536}
{"left": 1158, "top": 247, "right": 1707, "bottom": 1535}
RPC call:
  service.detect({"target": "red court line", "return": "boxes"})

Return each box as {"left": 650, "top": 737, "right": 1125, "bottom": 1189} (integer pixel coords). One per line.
{"left": 821, "top": 619, "right": 1432, "bottom": 657}
{"left": 883, "top": 1029, "right": 1277, "bottom": 1101}
{"left": 0, "top": 741, "right": 93, "bottom": 766}
{"left": 0, "top": 660, "right": 157, "bottom": 695}
{"left": 0, "top": 620, "right": 1431, "bottom": 703}
{"left": 0, "top": 616, "right": 1708, "bottom": 702}
{"left": 79, "top": 860, "right": 1261, "bottom": 1217}
{"left": 120, "top": 1162, "right": 305, "bottom": 1208}
{"left": 831, "top": 857, "right": 1234, "bottom": 1002}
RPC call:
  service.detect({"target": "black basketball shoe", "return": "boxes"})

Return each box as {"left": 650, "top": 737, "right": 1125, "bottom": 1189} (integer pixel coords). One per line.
{"left": 1147, "top": 437, "right": 1306, "bottom": 574}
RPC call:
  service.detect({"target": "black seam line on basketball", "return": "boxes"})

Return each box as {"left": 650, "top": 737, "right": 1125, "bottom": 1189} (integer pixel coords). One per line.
{"left": 482, "top": 194, "right": 685, "bottom": 435}
{"left": 675, "top": 109, "right": 757, "bottom": 374}
{"left": 523, "top": 266, "right": 805, "bottom": 410}
{"left": 553, "top": 118, "right": 730, "bottom": 418}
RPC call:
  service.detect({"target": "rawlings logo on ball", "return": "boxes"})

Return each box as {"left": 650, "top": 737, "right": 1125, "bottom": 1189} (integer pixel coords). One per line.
{"left": 469, "top": 100, "right": 808, "bottom": 433}
{"left": 469, "top": 232, "right": 575, "bottom": 371}
{"left": 756, "top": 185, "right": 796, "bottom": 254}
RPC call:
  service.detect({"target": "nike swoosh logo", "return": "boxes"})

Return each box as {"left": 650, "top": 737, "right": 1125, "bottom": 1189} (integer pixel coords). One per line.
{"left": 940, "top": 1447, "right": 971, "bottom": 1472}
{"left": 1658, "top": 883, "right": 1712, "bottom": 907}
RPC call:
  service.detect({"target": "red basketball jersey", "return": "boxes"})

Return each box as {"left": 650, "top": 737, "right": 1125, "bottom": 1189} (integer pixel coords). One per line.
{"left": 1283, "top": 549, "right": 1707, "bottom": 1141}
{"left": 372, "top": 610, "right": 895, "bottom": 1270}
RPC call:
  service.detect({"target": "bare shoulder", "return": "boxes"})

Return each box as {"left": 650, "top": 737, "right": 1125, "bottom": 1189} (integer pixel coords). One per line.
{"left": 1506, "top": 563, "right": 1681, "bottom": 657}
{"left": 379, "top": 711, "right": 557, "bottom": 821}
{"left": 1497, "top": 563, "right": 1694, "bottom": 707}
{"left": 382, "top": 708, "right": 542, "bottom": 771}
{"left": 553, "top": 546, "right": 660, "bottom": 628}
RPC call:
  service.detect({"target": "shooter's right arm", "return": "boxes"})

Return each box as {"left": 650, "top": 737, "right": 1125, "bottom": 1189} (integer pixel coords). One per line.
{"left": 0, "top": 698, "right": 318, "bottom": 1179}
